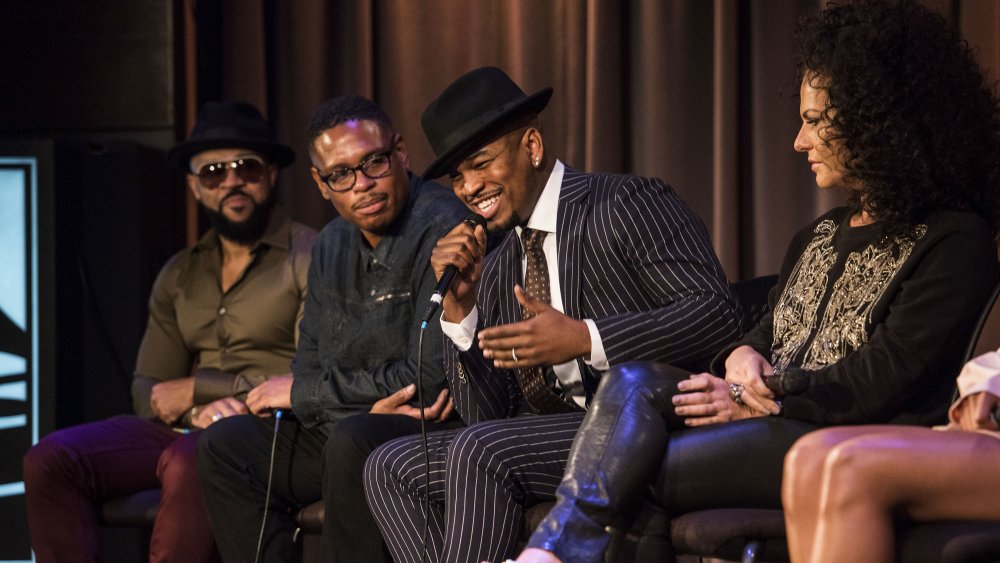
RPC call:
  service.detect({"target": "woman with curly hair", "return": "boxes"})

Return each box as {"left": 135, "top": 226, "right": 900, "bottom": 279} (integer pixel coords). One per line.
{"left": 779, "top": 6, "right": 1000, "bottom": 560}
{"left": 512, "top": 1, "right": 1000, "bottom": 562}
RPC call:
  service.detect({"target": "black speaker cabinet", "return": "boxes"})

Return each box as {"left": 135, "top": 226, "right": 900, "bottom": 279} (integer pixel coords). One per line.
{"left": 51, "top": 140, "right": 185, "bottom": 426}
{"left": 0, "top": 139, "right": 184, "bottom": 560}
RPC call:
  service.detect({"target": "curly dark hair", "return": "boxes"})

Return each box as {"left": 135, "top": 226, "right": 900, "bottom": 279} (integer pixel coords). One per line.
{"left": 795, "top": 0, "right": 1000, "bottom": 235}
{"left": 305, "top": 95, "right": 394, "bottom": 147}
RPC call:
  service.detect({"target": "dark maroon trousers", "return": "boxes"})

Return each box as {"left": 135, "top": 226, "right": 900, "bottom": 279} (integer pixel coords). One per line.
{"left": 22, "top": 415, "right": 217, "bottom": 563}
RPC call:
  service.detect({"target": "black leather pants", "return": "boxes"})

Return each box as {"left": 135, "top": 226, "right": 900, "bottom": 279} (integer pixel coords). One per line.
{"left": 526, "top": 362, "right": 816, "bottom": 562}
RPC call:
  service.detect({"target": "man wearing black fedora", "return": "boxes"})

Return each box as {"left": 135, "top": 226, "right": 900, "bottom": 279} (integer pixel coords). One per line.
{"left": 23, "top": 101, "right": 316, "bottom": 563}
{"left": 363, "top": 66, "right": 741, "bottom": 562}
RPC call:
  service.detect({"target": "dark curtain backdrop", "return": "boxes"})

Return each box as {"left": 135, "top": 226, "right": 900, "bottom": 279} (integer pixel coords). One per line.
{"left": 184, "top": 0, "right": 1000, "bottom": 281}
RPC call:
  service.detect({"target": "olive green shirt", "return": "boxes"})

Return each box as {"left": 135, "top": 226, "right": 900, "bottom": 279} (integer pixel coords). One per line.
{"left": 131, "top": 205, "right": 317, "bottom": 421}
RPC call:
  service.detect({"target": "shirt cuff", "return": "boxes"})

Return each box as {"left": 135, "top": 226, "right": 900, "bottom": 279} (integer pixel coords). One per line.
{"left": 583, "top": 319, "right": 608, "bottom": 370}
{"left": 440, "top": 307, "right": 479, "bottom": 352}
{"left": 947, "top": 350, "right": 1000, "bottom": 423}
{"left": 193, "top": 369, "right": 237, "bottom": 404}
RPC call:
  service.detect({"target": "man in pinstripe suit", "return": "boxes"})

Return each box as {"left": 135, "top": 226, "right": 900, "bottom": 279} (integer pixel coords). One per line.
{"left": 364, "top": 66, "right": 740, "bottom": 563}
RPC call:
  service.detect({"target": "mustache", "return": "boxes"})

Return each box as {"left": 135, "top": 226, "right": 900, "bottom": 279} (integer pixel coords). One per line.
{"left": 219, "top": 188, "right": 254, "bottom": 209}
{"left": 352, "top": 193, "right": 386, "bottom": 211}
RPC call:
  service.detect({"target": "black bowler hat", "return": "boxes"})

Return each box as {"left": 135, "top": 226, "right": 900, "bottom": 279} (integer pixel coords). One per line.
{"left": 166, "top": 101, "right": 295, "bottom": 173}
{"left": 421, "top": 67, "right": 552, "bottom": 179}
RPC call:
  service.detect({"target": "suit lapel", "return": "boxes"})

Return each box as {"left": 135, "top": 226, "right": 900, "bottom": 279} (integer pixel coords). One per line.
{"left": 557, "top": 168, "right": 590, "bottom": 321}
{"left": 493, "top": 231, "right": 523, "bottom": 326}
{"left": 556, "top": 168, "right": 601, "bottom": 399}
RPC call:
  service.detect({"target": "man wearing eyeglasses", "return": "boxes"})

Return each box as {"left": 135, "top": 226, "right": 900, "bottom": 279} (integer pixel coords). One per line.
{"left": 22, "top": 101, "right": 316, "bottom": 563}
{"left": 197, "top": 95, "right": 468, "bottom": 562}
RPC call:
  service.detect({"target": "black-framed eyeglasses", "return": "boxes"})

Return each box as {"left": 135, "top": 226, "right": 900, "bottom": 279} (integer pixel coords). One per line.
{"left": 318, "top": 149, "right": 394, "bottom": 192}
{"left": 192, "top": 156, "right": 266, "bottom": 189}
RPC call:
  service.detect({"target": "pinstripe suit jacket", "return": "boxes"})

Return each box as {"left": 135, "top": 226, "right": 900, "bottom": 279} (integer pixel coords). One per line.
{"left": 444, "top": 167, "right": 741, "bottom": 424}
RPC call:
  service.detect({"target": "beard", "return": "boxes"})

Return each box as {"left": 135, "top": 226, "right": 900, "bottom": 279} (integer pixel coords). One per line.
{"left": 203, "top": 189, "right": 275, "bottom": 245}
{"left": 486, "top": 206, "right": 525, "bottom": 235}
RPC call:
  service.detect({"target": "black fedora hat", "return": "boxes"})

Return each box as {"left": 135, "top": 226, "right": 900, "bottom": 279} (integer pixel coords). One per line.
{"left": 421, "top": 67, "right": 552, "bottom": 179}
{"left": 167, "top": 101, "right": 295, "bottom": 173}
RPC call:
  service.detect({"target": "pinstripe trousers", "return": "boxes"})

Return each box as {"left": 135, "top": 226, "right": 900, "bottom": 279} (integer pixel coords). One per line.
{"left": 365, "top": 412, "right": 585, "bottom": 563}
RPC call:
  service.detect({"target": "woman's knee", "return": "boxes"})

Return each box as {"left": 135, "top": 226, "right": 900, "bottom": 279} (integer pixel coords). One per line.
{"left": 783, "top": 431, "right": 835, "bottom": 512}
{"left": 783, "top": 427, "right": 870, "bottom": 480}
{"left": 816, "top": 436, "right": 890, "bottom": 510}
{"left": 785, "top": 430, "right": 836, "bottom": 478}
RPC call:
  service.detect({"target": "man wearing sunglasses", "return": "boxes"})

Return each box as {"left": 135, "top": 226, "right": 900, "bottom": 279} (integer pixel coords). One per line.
{"left": 23, "top": 101, "right": 316, "bottom": 563}
{"left": 198, "top": 95, "right": 468, "bottom": 562}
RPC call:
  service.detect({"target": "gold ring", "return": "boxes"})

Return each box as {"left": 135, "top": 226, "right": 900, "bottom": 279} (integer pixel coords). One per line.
{"left": 511, "top": 348, "right": 518, "bottom": 362}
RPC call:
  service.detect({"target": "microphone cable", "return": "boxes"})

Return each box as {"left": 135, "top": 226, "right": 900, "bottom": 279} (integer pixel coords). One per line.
{"left": 254, "top": 408, "right": 284, "bottom": 563}
{"left": 415, "top": 212, "right": 483, "bottom": 561}
{"left": 417, "top": 321, "right": 431, "bottom": 563}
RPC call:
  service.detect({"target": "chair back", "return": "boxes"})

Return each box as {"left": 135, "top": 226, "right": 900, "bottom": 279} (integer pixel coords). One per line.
{"left": 730, "top": 274, "right": 779, "bottom": 335}
{"left": 962, "top": 281, "right": 1000, "bottom": 362}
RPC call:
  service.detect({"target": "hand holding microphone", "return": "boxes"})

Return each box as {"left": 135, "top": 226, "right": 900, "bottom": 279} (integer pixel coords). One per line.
{"left": 424, "top": 213, "right": 488, "bottom": 323}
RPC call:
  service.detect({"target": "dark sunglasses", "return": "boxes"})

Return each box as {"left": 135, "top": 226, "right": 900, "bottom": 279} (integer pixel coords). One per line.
{"left": 192, "top": 156, "right": 266, "bottom": 189}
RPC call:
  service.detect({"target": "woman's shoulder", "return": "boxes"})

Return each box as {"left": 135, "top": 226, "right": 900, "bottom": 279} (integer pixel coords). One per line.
{"left": 801, "top": 207, "right": 995, "bottom": 246}
{"left": 906, "top": 209, "right": 996, "bottom": 260}
{"left": 907, "top": 210, "right": 998, "bottom": 286}
{"left": 921, "top": 208, "right": 993, "bottom": 237}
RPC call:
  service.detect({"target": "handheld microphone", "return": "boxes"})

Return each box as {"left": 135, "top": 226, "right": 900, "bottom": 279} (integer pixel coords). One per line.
{"left": 764, "top": 367, "right": 809, "bottom": 396}
{"left": 422, "top": 212, "right": 487, "bottom": 323}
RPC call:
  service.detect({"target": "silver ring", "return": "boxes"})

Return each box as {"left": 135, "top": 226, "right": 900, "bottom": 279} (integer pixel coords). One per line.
{"left": 729, "top": 383, "right": 745, "bottom": 405}
{"left": 511, "top": 348, "right": 518, "bottom": 362}
{"left": 211, "top": 412, "right": 223, "bottom": 422}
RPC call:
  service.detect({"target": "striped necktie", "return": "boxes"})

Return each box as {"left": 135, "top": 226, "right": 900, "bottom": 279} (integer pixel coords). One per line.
{"left": 514, "top": 228, "right": 580, "bottom": 414}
